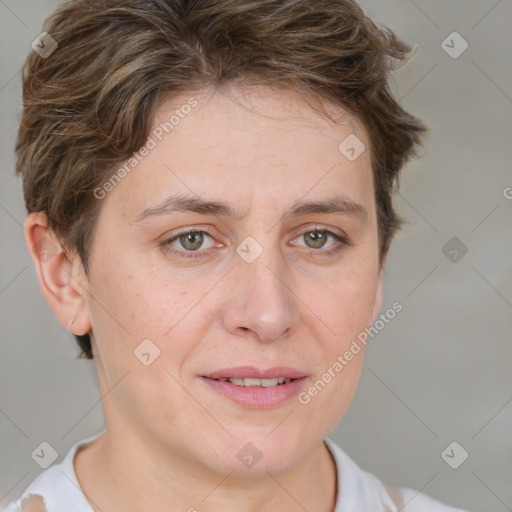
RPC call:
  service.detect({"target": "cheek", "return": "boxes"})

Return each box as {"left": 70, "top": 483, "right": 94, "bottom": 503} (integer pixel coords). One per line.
{"left": 98, "top": 267, "right": 221, "bottom": 389}
{"left": 311, "top": 264, "right": 379, "bottom": 346}
{"left": 298, "top": 275, "right": 375, "bottom": 432}
{"left": 91, "top": 252, "right": 168, "bottom": 326}
{"left": 88, "top": 262, "right": 204, "bottom": 422}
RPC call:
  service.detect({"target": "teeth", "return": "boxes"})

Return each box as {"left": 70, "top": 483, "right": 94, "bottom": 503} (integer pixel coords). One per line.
{"left": 225, "top": 377, "right": 292, "bottom": 387}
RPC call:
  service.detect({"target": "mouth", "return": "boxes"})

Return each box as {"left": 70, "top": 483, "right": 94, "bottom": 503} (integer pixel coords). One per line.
{"left": 205, "top": 376, "right": 296, "bottom": 387}
{"left": 200, "top": 367, "right": 308, "bottom": 408}
{"left": 202, "top": 366, "right": 306, "bottom": 383}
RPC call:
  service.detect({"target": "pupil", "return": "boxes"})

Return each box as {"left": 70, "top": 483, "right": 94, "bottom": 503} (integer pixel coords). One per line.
{"left": 306, "top": 230, "right": 326, "bottom": 249}
{"left": 181, "top": 231, "right": 203, "bottom": 250}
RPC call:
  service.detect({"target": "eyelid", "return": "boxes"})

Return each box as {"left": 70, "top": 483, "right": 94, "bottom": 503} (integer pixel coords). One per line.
{"left": 160, "top": 225, "right": 226, "bottom": 262}
{"left": 291, "top": 223, "right": 348, "bottom": 241}
{"left": 289, "top": 225, "right": 350, "bottom": 255}
{"left": 163, "top": 225, "right": 219, "bottom": 248}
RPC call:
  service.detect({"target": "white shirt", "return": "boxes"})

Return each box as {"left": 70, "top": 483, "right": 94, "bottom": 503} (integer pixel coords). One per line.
{"left": 2, "top": 431, "right": 472, "bottom": 512}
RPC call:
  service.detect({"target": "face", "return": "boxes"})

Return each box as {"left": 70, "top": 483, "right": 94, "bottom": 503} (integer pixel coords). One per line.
{"left": 80, "top": 84, "right": 383, "bottom": 475}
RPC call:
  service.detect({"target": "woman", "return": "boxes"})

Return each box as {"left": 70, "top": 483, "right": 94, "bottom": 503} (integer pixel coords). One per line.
{"left": 4, "top": 0, "right": 476, "bottom": 510}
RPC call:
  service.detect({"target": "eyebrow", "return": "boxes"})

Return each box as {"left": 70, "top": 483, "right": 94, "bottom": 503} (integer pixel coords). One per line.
{"left": 131, "top": 193, "right": 368, "bottom": 224}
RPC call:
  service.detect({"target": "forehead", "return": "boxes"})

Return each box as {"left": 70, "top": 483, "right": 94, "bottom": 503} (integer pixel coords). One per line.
{"left": 101, "top": 84, "right": 375, "bottom": 224}
{"left": 155, "top": 84, "right": 367, "bottom": 157}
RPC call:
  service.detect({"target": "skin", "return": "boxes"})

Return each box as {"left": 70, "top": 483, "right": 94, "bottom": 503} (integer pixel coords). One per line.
{"left": 25, "top": 84, "right": 386, "bottom": 512}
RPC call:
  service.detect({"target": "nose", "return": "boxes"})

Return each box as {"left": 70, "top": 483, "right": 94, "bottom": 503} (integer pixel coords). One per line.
{"left": 220, "top": 242, "right": 300, "bottom": 343}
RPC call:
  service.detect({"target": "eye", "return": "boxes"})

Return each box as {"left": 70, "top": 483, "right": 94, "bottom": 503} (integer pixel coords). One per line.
{"left": 161, "top": 228, "right": 219, "bottom": 259}
{"left": 160, "top": 225, "right": 350, "bottom": 260}
{"left": 291, "top": 227, "right": 349, "bottom": 256}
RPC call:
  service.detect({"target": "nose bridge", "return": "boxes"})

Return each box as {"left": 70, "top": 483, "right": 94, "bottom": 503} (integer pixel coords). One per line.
{"left": 222, "top": 234, "right": 299, "bottom": 342}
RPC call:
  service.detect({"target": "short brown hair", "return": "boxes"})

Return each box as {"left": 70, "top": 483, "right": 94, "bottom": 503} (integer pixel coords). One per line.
{"left": 15, "top": 0, "right": 428, "bottom": 359}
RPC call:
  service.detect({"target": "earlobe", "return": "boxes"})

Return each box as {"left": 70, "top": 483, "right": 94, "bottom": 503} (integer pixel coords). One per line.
{"left": 24, "top": 212, "right": 91, "bottom": 336}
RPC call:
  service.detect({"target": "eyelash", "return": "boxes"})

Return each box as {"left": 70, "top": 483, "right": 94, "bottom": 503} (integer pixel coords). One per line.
{"left": 161, "top": 226, "right": 350, "bottom": 260}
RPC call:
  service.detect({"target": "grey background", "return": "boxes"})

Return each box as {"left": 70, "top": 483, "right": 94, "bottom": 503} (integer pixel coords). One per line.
{"left": 1, "top": 1, "right": 511, "bottom": 510}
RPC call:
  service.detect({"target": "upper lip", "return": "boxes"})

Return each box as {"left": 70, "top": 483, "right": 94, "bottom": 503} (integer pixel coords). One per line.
{"left": 203, "top": 366, "right": 307, "bottom": 380}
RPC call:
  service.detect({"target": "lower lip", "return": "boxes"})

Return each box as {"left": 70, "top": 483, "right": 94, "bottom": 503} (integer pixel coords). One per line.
{"left": 201, "top": 377, "right": 307, "bottom": 409}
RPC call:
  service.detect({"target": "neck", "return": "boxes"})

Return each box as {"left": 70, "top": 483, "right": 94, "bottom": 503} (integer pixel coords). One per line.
{"left": 74, "top": 426, "right": 337, "bottom": 512}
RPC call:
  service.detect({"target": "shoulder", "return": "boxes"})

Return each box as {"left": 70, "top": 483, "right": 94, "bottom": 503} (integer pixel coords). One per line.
{"left": 385, "top": 485, "right": 473, "bottom": 512}
{"left": 2, "top": 430, "right": 105, "bottom": 512}
{"left": 1, "top": 493, "right": 47, "bottom": 512}
{"left": 324, "top": 436, "right": 471, "bottom": 512}
{"left": 1, "top": 464, "right": 60, "bottom": 512}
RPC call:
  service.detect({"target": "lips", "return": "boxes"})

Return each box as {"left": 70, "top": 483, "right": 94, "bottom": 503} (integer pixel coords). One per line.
{"left": 203, "top": 366, "right": 307, "bottom": 380}
{"left": 218, "top": 377, "right": 293, "bottom": 387}
{"left": 201, "top": 368, "right": 308, "bottom": 409}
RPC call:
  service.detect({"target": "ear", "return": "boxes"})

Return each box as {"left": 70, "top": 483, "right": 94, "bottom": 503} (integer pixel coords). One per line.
{"left": 24, "top": 212, "right": 91, "bottom": 336}
{"left": 370, "top": 252, "right": 387, "bottom": 322}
